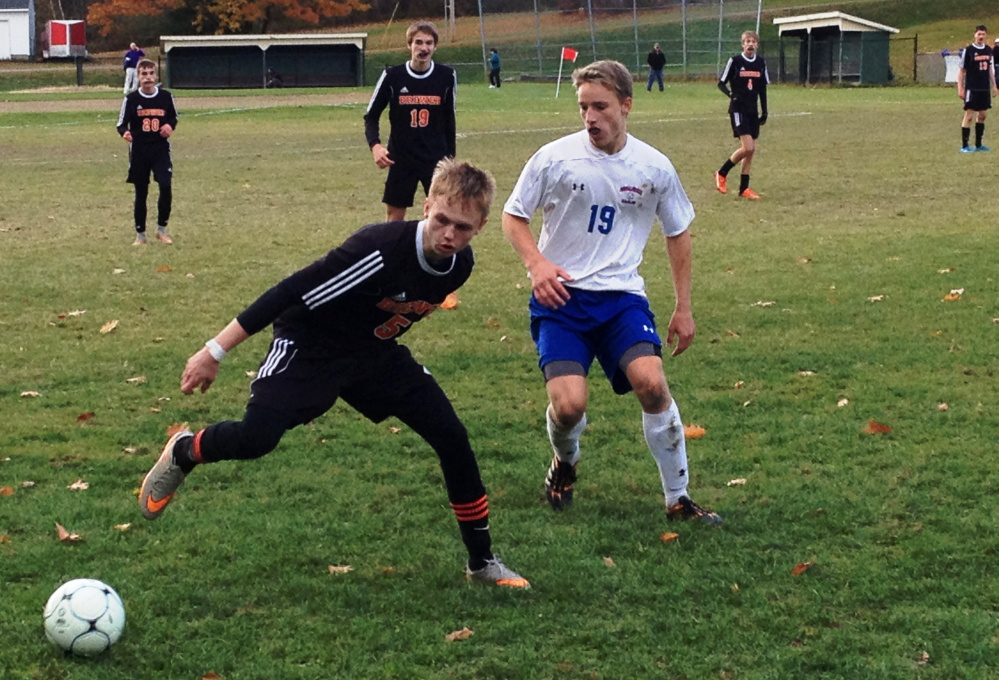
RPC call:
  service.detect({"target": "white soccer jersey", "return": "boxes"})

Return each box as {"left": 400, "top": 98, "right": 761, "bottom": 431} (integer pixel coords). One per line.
{"left": 504, "top": 130, "right": 694, "bottom": 295}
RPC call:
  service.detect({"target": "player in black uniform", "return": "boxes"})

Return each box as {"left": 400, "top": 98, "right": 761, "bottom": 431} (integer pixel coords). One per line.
{"left": 138, "top": 159, "right": 529, "bottom": 589}
{"left": 364, "top": 21, "right": 457, "bottom": 222}
{"left": 116, "top": 59, "right": 178, "bottom": 245}
{"left": 958, "top": 25, "right": 998, "bottom": 153}
{"left": 714, "top": 31, "right": 769, "bottom": 200}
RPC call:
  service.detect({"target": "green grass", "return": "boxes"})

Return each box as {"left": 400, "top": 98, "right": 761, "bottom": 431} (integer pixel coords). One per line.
{"left": 2, "top": 80, "right": 999, "bottom": 679}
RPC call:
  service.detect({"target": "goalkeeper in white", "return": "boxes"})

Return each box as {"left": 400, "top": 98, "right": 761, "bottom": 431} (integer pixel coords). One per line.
{"left": 502, "top": 60, "right": 721, "bottom": 525}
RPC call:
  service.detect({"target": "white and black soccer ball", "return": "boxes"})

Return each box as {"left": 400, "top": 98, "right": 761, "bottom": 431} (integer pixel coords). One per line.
{"left": 43, "top": 579, "right": 125, "bottom": 656}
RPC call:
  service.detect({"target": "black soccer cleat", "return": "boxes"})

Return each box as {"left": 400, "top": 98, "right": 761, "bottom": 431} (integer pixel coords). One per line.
{"left": 543, "top": 456, "right": 577, "bottom": 511}
{"left": 666, "top": 496, "right": 723, "bottom": 526}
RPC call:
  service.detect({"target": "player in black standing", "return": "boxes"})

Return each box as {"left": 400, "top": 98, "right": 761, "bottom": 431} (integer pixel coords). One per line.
{"left": 958, "top": 25, "right": 999, "bottom": 153}
{"left": 364, "top": 21, "right": 457, "bottom": 222}
{"left": 714, "top": 31, "right": 769, "bottom": 200}
{"left": 137, "top": 159, "right": 530, "bottom": 589}
{"left": 117, "top": 59, "right": 178, "bottom": 245}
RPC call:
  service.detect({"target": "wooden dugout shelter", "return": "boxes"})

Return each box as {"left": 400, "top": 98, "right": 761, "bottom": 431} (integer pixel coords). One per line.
{"left": 160, "top": 33, "right": 367, "bottom": 89}
{"left": 773, "top": 11, "right": 898, "bottom": 85}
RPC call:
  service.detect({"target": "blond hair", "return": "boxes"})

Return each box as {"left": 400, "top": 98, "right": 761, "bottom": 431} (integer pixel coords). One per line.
{"left": 407, "top": 21, "right": 439, "bottom": 46}
{"left": 428, "top": 158, "right": 496, "bottom": 221}
{"left": 572, "top": 60, "right": 633, "bottom": 102}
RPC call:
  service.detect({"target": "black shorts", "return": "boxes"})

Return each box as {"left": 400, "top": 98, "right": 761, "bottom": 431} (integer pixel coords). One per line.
{"left": 382, "top": 162, "right": 436, "bottom": 209}
{"left": 127, "top": 144, "right": 172, "bottom": 185}
{"left": 730, "top": 108, "right": 760, "bottom": 139}
{"left": 965, "top": 90, "right": 992, "bottom": 112}
{"left": 248, "top": 338, "right": 450, "bottom": 426}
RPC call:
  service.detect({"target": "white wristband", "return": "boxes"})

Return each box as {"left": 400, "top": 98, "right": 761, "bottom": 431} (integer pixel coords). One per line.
{"left": 205, "top": 339, "right": 226, "bottom": 362}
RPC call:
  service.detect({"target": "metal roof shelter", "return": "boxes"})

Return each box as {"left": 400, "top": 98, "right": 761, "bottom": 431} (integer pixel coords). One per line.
{"left": 161, "top": 33, "right": 367, "bottom": 89}
{"left": 774, "top": 11, "right": 899, "bottom": 85}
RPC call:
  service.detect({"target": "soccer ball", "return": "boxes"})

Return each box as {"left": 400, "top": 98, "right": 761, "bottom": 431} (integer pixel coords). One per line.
{"left": 43, "top": 579, "right": 125, "bottom": 656}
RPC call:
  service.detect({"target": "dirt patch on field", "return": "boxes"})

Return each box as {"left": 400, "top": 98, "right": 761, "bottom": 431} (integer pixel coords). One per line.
{"left": 0, "top": 91, "right": 369, "bottom": 114}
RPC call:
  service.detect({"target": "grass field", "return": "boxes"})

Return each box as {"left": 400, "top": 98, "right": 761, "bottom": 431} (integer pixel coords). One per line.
{"left": 2, "top": 79, "right": 999, "bottom": 679}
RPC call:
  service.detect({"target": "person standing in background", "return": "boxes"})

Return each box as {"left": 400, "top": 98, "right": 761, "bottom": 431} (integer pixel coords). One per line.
{"left": 122, "top": 42, "right": 145, "bottom": 95}
{"left": 646, "top": 43, "right": 666, "bottom": 92}
{"left": 489, "top": 48, "right": 501, "bottom": 88}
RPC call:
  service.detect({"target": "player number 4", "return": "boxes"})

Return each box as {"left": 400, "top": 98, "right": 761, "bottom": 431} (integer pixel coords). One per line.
{"left": 587, "top": 205, "right": 616, "bottom": 235}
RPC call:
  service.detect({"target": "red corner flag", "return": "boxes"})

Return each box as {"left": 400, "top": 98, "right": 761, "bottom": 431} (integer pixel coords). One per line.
{"left": 561, "top": 47, "right": 578, "bottom": 62}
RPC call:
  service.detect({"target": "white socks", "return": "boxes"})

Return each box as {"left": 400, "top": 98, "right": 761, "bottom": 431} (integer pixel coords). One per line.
{"left": 546, "top": 405, "right": 585, "bottom": 466}
{"left": 643, "top": 400, "right": 689, "bottom": 506}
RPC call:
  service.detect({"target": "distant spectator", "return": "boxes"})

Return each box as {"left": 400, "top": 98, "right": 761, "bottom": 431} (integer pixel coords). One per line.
{"left": 489, "top": 48, "right": 501, "bottom": 88}
{"left": 646, "top": 43, "right": 666, "bottom": 92}
{"left": 266, "top": 67, "right": 284, "bottom": 89}
{"left": 122, "top": 42, "right": 145, "bottom": 95}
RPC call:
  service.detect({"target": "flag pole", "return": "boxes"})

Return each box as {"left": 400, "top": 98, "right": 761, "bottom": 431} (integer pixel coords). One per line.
{"left": 556, "top": 54, "right": 565, "bottom": 98}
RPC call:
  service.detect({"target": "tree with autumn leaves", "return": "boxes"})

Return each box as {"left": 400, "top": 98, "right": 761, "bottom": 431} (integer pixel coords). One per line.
{"left": 88, "top": 0, "right": 370, "bottom": 39}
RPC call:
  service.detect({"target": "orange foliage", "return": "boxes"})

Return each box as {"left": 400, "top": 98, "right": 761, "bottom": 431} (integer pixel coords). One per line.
{"left": 89, "top": 0, "right": 369, "bottom": 38}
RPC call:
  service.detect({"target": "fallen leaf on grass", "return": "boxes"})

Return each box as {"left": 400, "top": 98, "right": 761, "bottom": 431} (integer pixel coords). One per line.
{"left": 837, "top": 398, "right": 849, "bottom": 407}
{"left": 99, "top": 320, "right": 119, "bottom": 334}
{"left": 992, "top": 318, "right": 999, "bottom": 324}
{"left": 388, "top": 427, "right": 401, "bottom": 434}
{"left": 0, "top": 486, "right": 14, "bottom": 497}
{"left": 156, "top": 265, "right": 172, "bottom": 273}
{"left": 727, "top": 478, "right": 747, "bottom": 487}
{"left": 603, "top": 557, "right": 616, "bottom": 568}
{"left": 942, "top": 288, "right": 964, "bottom": 302}
{"left": 440, "top": 294, "right": 459, "bottom": 310}
{"left": 937, "top": 403, "right": 948, "bottom": 412}
{"left": 445, "top": 627, "right": 474, "bottom": 642}
{"left": 791, "top": 560, "right": 814, "bottom": 576}
{"left": 485, "top": 318, "right": 502, "bottom": 329}
{"left": 113, "top": 268, "right": 126, "bottom": 275}
{"left": 867, "top": 295, "right": 885, "bottom": 303}
{"left": 113, "top": 523, "right": 131, "bottom": 532}
{"left": 937, "top": 268, "right": 955, "bottom": 274}
{"left": 245, "top": 371, "right": 258, "bottom": 378}
{"left": 751, "top": 300, "right": 775, "bottom": 307}
{"left": 684, "top": 424, "right": 706, "bottom": 439}
{"left": 733, "top": 381, "right": 744, "bottom": 389}
{"left": 21, "top": 481, "right": 36, "bottom": 488}
{"left": 327, "top": 565, "right": 353, "bottom": 574}
{"left": 67, "top": 479, "right": 89, "bottom": 491}
{"left": 55, "top": 523, "right": 81, "bottom": 543}
{"left": 149, "top": 407, "right": 162, "bottom": 413}
{"left": 916, "top": 651, "right": 930, "bottom": 666}
{"left": 798, "top": 370, "right": 815, "bottom": 376}
{"left": 122, "top": 446, "right": 139, "bottom": 454}
{"left": 20, "top": 390, "right": 41, "bottom": 398}
{"left": 731, "top": 584, "right": 739, "bottom": 592}
{"left": 862, "top": 419, "right": 892, "bottom": 434}
{"left": 660, "top": 532, "right": 680, "bottom": 544}
{"left": 725, "top": 329, "right": 740, "bottom": 338}
{"left": 76, "top": 412, "right": 95, "bottom": 423}
{"left": 796, "top": 257, "right": 811, "bottom": 264}
{"left": 125, "top": 375, "right": 146, "bottom": 385}
{"left": 201, "top": 673, "right": 222, "bottom": 680}
{"left": 0, "top": 535, "right": 9, "bottom": 543}
{"left": 165, "top": 422, "right": 189, "bottom": 438}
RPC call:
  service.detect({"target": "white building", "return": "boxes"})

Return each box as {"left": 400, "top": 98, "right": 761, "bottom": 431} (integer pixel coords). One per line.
{"left": 0, "top": 0, "right": 34, "bottom": 60}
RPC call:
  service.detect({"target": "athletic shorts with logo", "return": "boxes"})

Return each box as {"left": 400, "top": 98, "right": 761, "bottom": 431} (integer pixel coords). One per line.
{"left": 529, "top": 289, "right": 662, "bottom": 395}
{"left": 965, "top": 90, "right": 992, "bottom": 111}
{"left": 730, "top": 107, "right": 760, "bottom": 139}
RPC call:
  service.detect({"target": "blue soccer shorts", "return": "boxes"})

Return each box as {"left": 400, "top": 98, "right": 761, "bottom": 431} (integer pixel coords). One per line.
{"left": 529, "top": 289, "right": 662, "bottom": 395}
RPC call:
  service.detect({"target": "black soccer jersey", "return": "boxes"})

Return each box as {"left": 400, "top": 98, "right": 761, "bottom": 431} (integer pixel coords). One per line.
{"left": 720, "top": 53, "right": 769, "bottom": 114}
{"left": 116, "top": 87, "right": 178, "bottom": 148}
{"left": 364, "top": 61, "right": 457, "bottom": 168}
{"left": 236, "top": 221, "right": 473, "bottom": 352}
{"left": 961, "top": 43, "right": 995, "bottom": 91}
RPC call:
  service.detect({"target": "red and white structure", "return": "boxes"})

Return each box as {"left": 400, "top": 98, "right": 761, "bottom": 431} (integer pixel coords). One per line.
{"left": 41, "top": 19, "right": 86, "bottom": 60}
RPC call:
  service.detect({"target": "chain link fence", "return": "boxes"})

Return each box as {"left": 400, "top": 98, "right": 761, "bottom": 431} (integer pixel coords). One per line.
{"left": 471, "top": 0, "right": 763, "bottom": 82}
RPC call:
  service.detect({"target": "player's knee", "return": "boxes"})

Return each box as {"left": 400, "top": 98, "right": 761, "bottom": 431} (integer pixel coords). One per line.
{"left": 632, "top": 376, "right": 668, "bottom": 411}
{"left": 551, "top": 399, "right": 586, "bottom": 428}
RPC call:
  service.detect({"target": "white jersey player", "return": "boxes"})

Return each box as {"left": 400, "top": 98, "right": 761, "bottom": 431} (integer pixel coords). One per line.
{"left": 502, "top": 60, "right": 721, "bottom": 525}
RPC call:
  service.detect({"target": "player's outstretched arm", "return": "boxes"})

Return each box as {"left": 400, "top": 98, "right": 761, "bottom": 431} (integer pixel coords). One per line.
{"left": 180, "top": 319, "right": 250, "bottom": 395}
{"left": 502, "top": 212, "right": 573, "bottom": 309}
{"left": 664, "top": 230, "right": 695, "bottom": 357}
